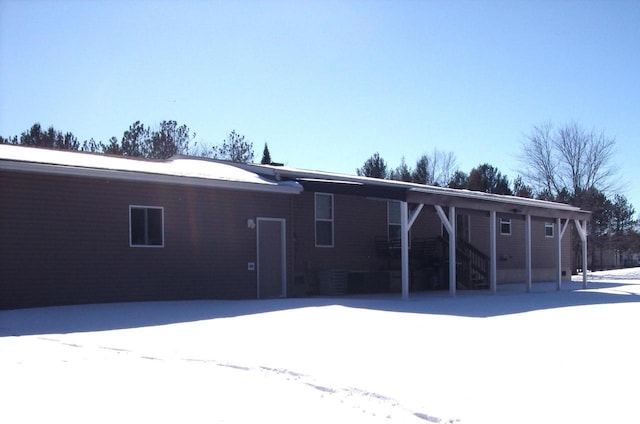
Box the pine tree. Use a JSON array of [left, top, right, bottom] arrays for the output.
[[356, 152, 388, 179], [261, 143, 272, 164]]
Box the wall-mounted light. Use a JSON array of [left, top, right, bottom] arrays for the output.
[[247, 219, 256, 229]]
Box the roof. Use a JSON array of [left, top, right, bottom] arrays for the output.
[[0, 144, 591, 220], [237, 162, 592, 220], [0, 144, 302, 194]]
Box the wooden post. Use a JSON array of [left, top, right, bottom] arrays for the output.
[[490, 210, 497, 294], [525, 214, 532, 292], [434, 205, 456, 297], [556, 217, 562, 291], [401, 201, 409, 300], [556, 218, 570, 291], [574, 219, 588, 289], [449, 206, 456, 297]]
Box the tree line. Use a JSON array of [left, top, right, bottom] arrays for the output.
[[0, 121, 274, 164], [356, 121, 637, 269]]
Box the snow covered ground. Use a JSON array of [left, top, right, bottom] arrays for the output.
[[2, 269, 640, 424]]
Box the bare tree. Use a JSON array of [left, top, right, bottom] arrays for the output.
[[412, 149, 457, 186], [518, 121, 558, 195], [518, 121, 618, 198], [432, 149, 457, 186]]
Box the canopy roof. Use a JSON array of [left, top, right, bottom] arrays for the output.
[[238, 162, 591, 220]]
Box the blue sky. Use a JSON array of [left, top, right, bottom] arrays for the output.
[[1, 0, 638, 209]]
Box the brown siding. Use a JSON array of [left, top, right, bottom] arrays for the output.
[[0, 171, 294, 309], [471, 214, 573, 283], [293, 192, 384, 276], [290, 193, 577, 291], [292, 194, 445, 293]]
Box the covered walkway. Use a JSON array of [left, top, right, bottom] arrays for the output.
[[240, 162, 591, 299]]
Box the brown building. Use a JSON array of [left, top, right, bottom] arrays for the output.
[[0, 145, 590, 309]]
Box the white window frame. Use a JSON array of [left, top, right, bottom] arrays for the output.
[[545, 222, 554, 238], [500, 218, 512, 236], [314, 193, 334, 247], [387, 201, 401, 243], [129, 205, 164, 248]]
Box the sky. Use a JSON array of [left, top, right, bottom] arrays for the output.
[[1, 0, 639, 208]]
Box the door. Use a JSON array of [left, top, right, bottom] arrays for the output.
[[257, 218, 286, 298]]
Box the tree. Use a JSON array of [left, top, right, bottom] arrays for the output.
[[81, 138, 103, 153], [411, 149, 457, 186], [512, 176, 533, 198], [20, 123, 49, 147], [102, 136, 123, 156], [261, 143, 272, 165], [357, 152, 388, 179], [412, 155, 431, 185], [574, 188, 612, 238], [448, 171, 469, 189], [610, 194, 636, 235], [120, 121, 149, 157], [0, 134, 18, 144], [467, 163, 512, 195], [518, 121, 617, 199], [212, 130, 254, 163], [11, 123, 80, 150], [566, 187, 616, 270], [147, 120, 194, 159], [112, 120, 195, 159], [389, 156, 412, 182], [3, 122, 105, 153]]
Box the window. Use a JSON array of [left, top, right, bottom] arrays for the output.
[[500, 218, 511, 235], [388, 201, 401, 243], [545, 222, 554, 238], [130, 206, 164, 247], [315, 193, 333, 247], [388, 201, 412, 247]]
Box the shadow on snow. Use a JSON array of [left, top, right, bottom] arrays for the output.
[[1, 279, 639, 337]]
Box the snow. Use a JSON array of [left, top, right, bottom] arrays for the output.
[[2, 270, 640, 423], [0, 144, 302, 191]]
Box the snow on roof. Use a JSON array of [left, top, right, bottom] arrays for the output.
[[0, 144, 302, 194], [0, 145, 591, 218]]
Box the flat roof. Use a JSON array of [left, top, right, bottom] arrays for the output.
[[237, 162, 591, 220]]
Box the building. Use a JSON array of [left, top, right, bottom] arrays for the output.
[[0, 144, 590, 309]]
